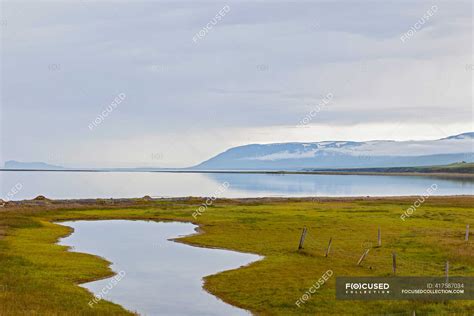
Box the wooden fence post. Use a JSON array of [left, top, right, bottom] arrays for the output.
[[378, 227, 381, 247], [392, 252, 396, 275], [466, 224, 470, 241], [357, 249, 370, 266], [298, 227, 308, 250], [445, 261, 449, 283], [325, 237, 332, 257]]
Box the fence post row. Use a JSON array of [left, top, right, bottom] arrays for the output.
[[297, 227, 464, 277]]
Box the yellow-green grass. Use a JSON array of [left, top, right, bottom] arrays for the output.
[[0, 196, 473, 315]]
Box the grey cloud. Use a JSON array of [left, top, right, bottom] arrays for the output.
[[1, 1, 471, 166]]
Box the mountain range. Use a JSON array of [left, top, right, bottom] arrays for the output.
[[193, 132, 474, 170], [3, 132, 473, 171]]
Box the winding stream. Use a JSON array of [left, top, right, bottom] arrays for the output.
[[58, 220, 262, 316]]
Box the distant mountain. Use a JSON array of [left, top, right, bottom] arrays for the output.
[[3, 160, 64, 170], [442, 133, 474, 140], [193, 132, 474, 170]]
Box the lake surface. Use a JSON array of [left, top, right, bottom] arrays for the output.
[[58, 220, 261, 316], [1, 171, 473, 200]]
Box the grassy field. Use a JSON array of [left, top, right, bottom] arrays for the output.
[[304, 162, 474, 175], [0, 196, 473, 315]]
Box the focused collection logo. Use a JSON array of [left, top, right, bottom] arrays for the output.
[[337, 277, 473, 301], [344, 282, 390, 295]]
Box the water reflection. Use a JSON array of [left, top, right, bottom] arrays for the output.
[[0, 171, 472, 200], [205, 173, 474, 197]]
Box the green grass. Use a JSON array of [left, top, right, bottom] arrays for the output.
[[422, 162, 474, 173], [0, 196, 473, 315], [305, 162, 474, 174], [383, 162, 474, 174]]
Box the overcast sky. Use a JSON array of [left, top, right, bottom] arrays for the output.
[[0, 0, 472, 167]]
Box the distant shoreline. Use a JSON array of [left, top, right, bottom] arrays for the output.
[[1, 168, 473, 179], [2, 195, 474, 208]]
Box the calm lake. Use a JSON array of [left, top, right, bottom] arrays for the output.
[[1, 171, 473, 200], [58, 220, 261, 316]]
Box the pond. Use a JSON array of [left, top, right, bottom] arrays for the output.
[[58, 220, 262, 316]]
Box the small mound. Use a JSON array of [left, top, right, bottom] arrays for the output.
[[142, 195, 153, 201], [33, 195, 49, 201]]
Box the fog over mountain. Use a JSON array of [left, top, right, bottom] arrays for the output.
[[193, 132, 474, 170], [4, 133, 472, 171]]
